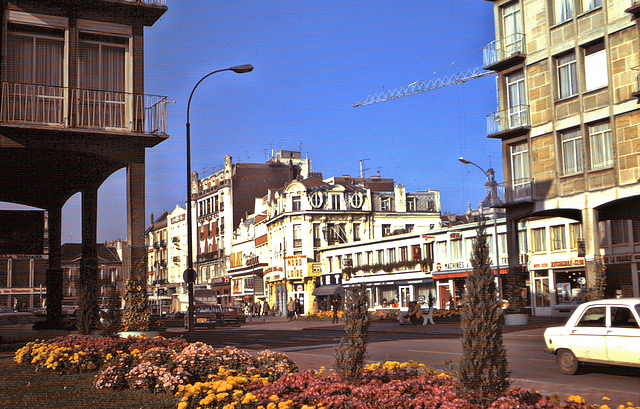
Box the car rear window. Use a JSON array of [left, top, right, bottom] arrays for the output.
[[611, 306, 640, 329]]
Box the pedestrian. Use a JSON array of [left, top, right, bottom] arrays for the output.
[[287, 297, 295, 321], [293, 296, 300, 319], [409, 301, 423, 325], [331, 296, 339, 323]]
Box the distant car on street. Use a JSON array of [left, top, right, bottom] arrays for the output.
[[184, 304, 222, 329], [221, 306, 246, 324], [543, 298, 640, 375]]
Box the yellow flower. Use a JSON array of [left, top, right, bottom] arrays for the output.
[[599, 405, 610, 409], [177, 402, 188, 409], [269, 395, 279, 401], [267, 403, 276, 409]]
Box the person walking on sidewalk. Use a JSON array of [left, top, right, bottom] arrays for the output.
[[287, 297, 295, 321], [331, 296, 340, 323]]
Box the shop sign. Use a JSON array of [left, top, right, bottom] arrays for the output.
[[435, 262, 442, 272], [550, 259, 585, 268], [422, 235, 435, 242], [0, 287, 46, 295], [170, 213, 185, 224], [231, 277, 244, 295], [603, 254, 640, 264], [285, 255, 307, 279], [444, 261, 466, 270], [449, 232, 461, 239], [211, 276, 229, 285]]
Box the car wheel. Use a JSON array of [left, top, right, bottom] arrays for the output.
[[557, 349, 580, 375]]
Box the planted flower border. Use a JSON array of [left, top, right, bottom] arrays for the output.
[[13, 335, 635, 409]]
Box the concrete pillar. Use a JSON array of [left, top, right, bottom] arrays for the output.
[[127, 162, 147, 281], [46, 205, 63, 324], [582, 207, 601, 289], [79, 187, 99, 333]]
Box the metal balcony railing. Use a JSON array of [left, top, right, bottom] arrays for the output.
[[483, 32, 526, 68], [487, 104, 530, 136], [496, 178, 534, 204], [1, 82, 168, 135], [120, 0, 166, 5]]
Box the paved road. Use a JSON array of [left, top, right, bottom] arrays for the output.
[[166, 316, 640, 407]]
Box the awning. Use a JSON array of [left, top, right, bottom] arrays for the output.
[[312, 284, 344, 296]]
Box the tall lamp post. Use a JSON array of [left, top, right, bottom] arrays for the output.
[[185, 64, 254, 332], [458, 157, 503, 303]]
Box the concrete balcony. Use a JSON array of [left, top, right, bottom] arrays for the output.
[[1, 82, 168, 136], [487, 104, 531, 139], [483, 33, 526, 72]]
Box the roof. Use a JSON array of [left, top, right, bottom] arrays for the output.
[[61, 243, 121, 263]]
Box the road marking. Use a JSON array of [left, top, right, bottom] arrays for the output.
[[407, 349, 461, 356]]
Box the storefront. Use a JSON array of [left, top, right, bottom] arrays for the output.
[[529, 257, 586, 317], [603, 254, 640, 299], [209, 276, 230, 306], [344, 273, 435, 311]]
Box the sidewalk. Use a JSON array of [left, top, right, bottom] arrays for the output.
[[236, 314, 566, 339]]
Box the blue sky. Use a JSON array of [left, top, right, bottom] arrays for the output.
[[5, 1, 503, 243]]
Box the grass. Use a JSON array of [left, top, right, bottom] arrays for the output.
[[0, 356, 179, 409]]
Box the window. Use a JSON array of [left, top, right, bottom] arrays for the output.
[[506, 71, 527, 128], [589, 122, 613, 169], [570, 223, 583, 249], [577, 306, 606, 327], [554, 0, 574, 24], [510, 142, 530, 200], [387, 248, 396, 263], [611, 220, 630, 245], [407, 197, 416, 211], [380, 197, 391, 211], [292, 196, 301, 211], [551, 225, 566, 250], [582, 0, 602, 13], [436, 241, 447, 261], [450, 239, 463, 261], [557, 52, 577, 98], [532, 228, 547, 252], [584, 40, 607, 91], [293, 224, 302, 248], [561, 129, 583, 174], [377, 249, 384, 264], [366, 251, 373, 265], [411, 245, 421, 260], [502, 2, 522, 54], [326, 256, 333, 273], [382, 224, 391, 237], [313, 224, 321, 247], [331, 194, 341, 210], [399, 246, 408, 262], [611, 307, 639, 329], [405, 224, 414, 233], [353, 223, 361, 242], [355, 253, 362, 267], [6, 26, 65, 125]]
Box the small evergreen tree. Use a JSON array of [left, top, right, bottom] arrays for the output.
[[333, 285, 370, 385], [101, 285, 123, 337], [457, 220, 510, 407]]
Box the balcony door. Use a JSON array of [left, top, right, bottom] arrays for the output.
[[77, 37, 127, 130], [506, 71, 526, 128], [502, 2, 522, 55], [510, 142, 530, 201], [5, 30, 64, 125]]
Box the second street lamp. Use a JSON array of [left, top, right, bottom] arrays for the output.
[[458, 156, 504, 304], [185, 64, 254, 333]]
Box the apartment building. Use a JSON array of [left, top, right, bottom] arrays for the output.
[[194, 151, 309, 286], [482, 0, 640, 311], [0, 0, 168, 321], [263, 176, 442, 315]]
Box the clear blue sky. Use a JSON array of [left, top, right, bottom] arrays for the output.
[[5, 1, 503, 243]]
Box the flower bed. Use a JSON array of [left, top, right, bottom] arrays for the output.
[[13, 335, 635, 409]]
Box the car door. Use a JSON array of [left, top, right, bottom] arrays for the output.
[[606, 305, 640, 365], [569, 305, 608, 361]]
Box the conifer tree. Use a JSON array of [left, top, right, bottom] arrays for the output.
[[457, 220, 510, 406]]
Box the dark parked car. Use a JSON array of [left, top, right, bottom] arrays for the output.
[[221, 306, 246, 324], [184, 304, 223, 329]]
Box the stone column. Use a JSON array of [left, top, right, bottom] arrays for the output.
[[78, 187, 99, 333], [127, 162, 147, 281], [46, 205, 63, 324], [582, 207, 601, 291]]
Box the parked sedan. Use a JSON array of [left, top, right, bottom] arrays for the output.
[[184, 305, 223, 329], [543, 298, 640, 374], [221, 306, 246, 324]]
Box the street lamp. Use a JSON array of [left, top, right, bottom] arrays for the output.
[[185, 64, 254, 332], [458, 157, 503, 303]]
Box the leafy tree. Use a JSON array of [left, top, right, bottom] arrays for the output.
[[333, 285, 370, 385], [457, 220, 510, 407]]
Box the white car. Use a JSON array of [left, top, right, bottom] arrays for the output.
[[543, 298, 640, 375]]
